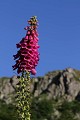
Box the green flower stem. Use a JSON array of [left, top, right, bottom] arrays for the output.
[[16, 71, 31, 120]]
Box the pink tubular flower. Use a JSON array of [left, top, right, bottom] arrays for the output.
[[12, 16, 40, 75]]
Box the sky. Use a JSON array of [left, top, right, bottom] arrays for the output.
[[0, 0, 80, 77]]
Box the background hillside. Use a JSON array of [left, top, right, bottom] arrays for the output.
[[0, 68, 80, 120]]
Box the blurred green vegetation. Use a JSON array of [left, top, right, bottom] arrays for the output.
[[0, 99, 80, 120], [0, 100, 17, 120], [58, 100, 80, 120], [31, 98, 53, 120]]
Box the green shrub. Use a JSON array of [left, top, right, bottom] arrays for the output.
[[0, 100, 17, 120], [58, 100, 80, 120], [31, 98, 53, 120]]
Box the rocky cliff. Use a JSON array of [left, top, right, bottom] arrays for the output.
[[0, 68, 80, 104]]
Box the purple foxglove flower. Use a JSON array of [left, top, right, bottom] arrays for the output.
[[12, 16, 40, 75]]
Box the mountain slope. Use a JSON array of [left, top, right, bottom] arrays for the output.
[[0, 68, 80, 120]]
